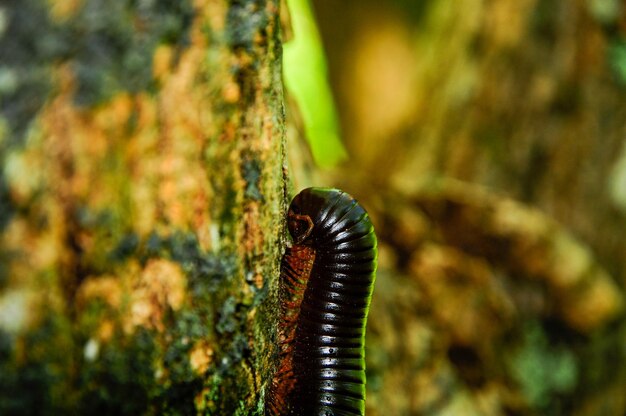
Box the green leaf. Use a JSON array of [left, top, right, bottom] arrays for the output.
[[284, 0, 347, 168]]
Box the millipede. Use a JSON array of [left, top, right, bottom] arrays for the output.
[[266, 187, 378, 416]]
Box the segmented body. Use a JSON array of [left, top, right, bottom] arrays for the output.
[[267, 188, 378, 416]]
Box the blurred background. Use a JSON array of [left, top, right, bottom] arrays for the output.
[[285, 0, 626, 414]]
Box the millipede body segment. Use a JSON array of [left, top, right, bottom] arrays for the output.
[[267, 188, 378, 416]]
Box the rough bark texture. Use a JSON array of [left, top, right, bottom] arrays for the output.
[[311, 0, 626, 415], [0, 0, 285, 414]]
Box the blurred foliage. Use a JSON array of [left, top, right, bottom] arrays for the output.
[[588, 0, 622, 25], [308, 0, 626, 414], [508, 322, 578, 411], [284, 0, 346, 168], [609, 38, 626, 86]]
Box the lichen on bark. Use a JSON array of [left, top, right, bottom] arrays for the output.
[[0, 0, 286, 414]]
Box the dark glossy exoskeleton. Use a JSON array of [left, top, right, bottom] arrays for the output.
[[267, 188, 378, 416]]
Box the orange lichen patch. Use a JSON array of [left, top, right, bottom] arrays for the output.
[[92, 93, 135, 135], [126, 259, 186, 333], [252, 273, 264, 289], [1, 219, 48, 283], [76, 275, 124, 310], [235, 50, 255, 69], [222, 81, 241, 104], [34, 33, 214, 237], [153, 45, 175, 84], [7, 15, 225, 306], [97, 319, 116, 342], [151, 28, 214, 230], [201, 0, 227, 32], [122, 96, 160, 236], [220, 121, 237, 142], [156, 152, 210, 229], [189, 341, 214, 374], [261, 118, 275, 153], [243, 202, 262, 253], [39, 71, 128, 209], [194, 387, 212, 414]]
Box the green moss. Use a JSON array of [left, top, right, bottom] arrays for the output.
[[160, 380, 203, 416], [0, 220, 250, 413], [0, 253, 8, 288], [0, 0, 195, 141], [224, 332, 250, 368], [530, 0, 559, 45], [145, 229, 258, 414], [0, 171, 12, 231], [71, 0, 195, 106], [76, 299, 205, 414], [159, 295, 254, 414], [217, 296, 239, 334], [159, 311, 206, 415], [108, 232, 140, 262], [0, 314, 75, 415], [242, 157, 263, 201], [134, 229, 251, 412], [76, 294, 212, 415], [202, 332, 253, 415], [141, 230, 236, 296], [226, 0, 269, 54], [79, 327, 159, 415], [203, 373, 224, 414], [0, 0, 57, 147], [163, 311, 207, 383], [609, 37, 626, 87], [75, 206, 135, 273], [217, 174, 239, 236]]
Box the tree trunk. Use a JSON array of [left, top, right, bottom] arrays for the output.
[[0, 0, 285, 414]]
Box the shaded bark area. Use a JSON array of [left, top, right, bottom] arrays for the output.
[[311, 0, 626, 415], [0, 0, 285, 414]]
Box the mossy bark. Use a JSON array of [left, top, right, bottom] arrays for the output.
[[0, 0, 286, 414]]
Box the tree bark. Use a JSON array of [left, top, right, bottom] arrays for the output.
[[0, 0, 285, 414]]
